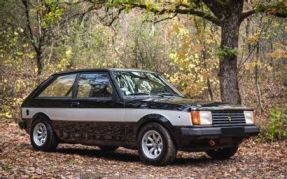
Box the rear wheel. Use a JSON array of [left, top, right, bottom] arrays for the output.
[[137, 122, 177, 166], [30, 118, 58, 151], [206, 146, 238, 159], [98, 146, 118, 152]]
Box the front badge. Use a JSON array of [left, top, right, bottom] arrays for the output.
[[228, 116, 232, 123]]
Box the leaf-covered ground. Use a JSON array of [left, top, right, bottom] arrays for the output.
[[0, 122, 286, 178]]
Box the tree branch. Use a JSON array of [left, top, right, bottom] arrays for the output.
[[143, 13, 178, 24], [201, 0, 226, 19], [21, 0, 38, 50], [240, 3, 287, 22], [126, 3, 221, 26], [240, 9, 256, 22], [103, 6, 125, 26]]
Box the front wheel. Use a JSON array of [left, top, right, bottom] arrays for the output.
[[206, 146, 238, 160], [137, 122, 177, 166], [30, 118, 58, 151]]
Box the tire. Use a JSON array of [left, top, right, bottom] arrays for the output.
[[30, 117, 58, 152], [98, 146, 118, 152], [137, 122, 177, 166], [206, 146, 238, 160]]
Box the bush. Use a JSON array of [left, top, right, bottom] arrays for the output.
[[259, 108, 287, 141]]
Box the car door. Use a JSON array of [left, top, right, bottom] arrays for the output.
[[71, 72, 126, 145]]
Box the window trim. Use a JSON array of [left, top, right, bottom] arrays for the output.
[[74, 72, 115, 100], [35, 73, 77, 99], [111, 71, 184, 99]]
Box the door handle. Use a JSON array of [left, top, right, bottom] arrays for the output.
[[71, 101, 80, 107]]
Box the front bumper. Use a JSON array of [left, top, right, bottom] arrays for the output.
[[180, 125, 259, 139], [175, 125, 259, 150]]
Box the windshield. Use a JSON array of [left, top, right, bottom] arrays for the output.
[[112, 71, 183, 97]]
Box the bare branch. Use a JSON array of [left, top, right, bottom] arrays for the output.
[[240, 9, 256, 22], [201, 0, 227, 19], [240, 8, 287, 22], [143, 13, 178, 24], [240, 3, 287, 22], [103, 7, 125, 26], [21, 0, 37, 50], [126, 3, 221, 26]]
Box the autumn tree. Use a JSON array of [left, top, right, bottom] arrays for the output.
[[167, 18, 220, 100], [21, 0, 64, 75], [83, 0, 286, 104]]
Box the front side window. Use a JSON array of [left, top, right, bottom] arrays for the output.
[[39, 74, 76, 97], [112, 71, 182, 97], [76, 73, 113, 98]]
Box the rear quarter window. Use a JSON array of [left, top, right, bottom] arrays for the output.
[[39, 74, 76, 97]]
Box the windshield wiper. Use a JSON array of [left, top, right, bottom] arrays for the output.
[[156, 92, 178, 97], [128, 92, 150, 96], [128, 92, 178, 97]]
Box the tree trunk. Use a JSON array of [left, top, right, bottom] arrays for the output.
[[202, 45, 213, 101], [255, 42, 264, 113], [219, 16, 241, 104], [207, 78, 214, 101], [36, 49, 44, 76]]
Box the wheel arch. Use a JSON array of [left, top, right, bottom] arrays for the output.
[[136, 114, 178, 147], [31, 112, 60, 141], [32, 112, 52, 123], [31, 112, 55, 133]]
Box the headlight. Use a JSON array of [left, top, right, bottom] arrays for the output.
[[191, 111, 212, 125], [244, 111, 255, 124]]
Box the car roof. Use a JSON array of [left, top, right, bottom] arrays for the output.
[[53, 68, 156, 76]]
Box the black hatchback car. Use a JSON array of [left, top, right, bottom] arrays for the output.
[[19, 68, 259, 165]]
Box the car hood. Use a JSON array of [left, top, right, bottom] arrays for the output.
[[125, 97, 252, 111]]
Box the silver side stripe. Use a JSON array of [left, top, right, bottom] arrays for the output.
[[21, 108, 192, 126]]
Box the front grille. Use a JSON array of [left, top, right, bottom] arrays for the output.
[[212, 110, 246, 126]]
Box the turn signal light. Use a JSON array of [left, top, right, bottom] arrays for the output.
[[191, 111, 201, 125]]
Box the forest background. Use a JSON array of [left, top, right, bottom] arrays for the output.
[[0, 0, 286, 141]]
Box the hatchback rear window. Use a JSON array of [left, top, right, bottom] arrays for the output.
[[39, 74, 76, 97]]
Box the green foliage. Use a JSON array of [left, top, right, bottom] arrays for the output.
[[167, 18, 220, 98], [259, 108, 287, 142], [110, 0, 138, 6], [216, 46, 238, 59], [52, 19, 118, 70], [255, 1, 287, 16], [217, 0, 231, 5], [42, 0, 64, 28], [255, 4, 269, 13]]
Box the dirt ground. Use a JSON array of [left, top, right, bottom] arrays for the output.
[[0, 122, 286, 179]]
